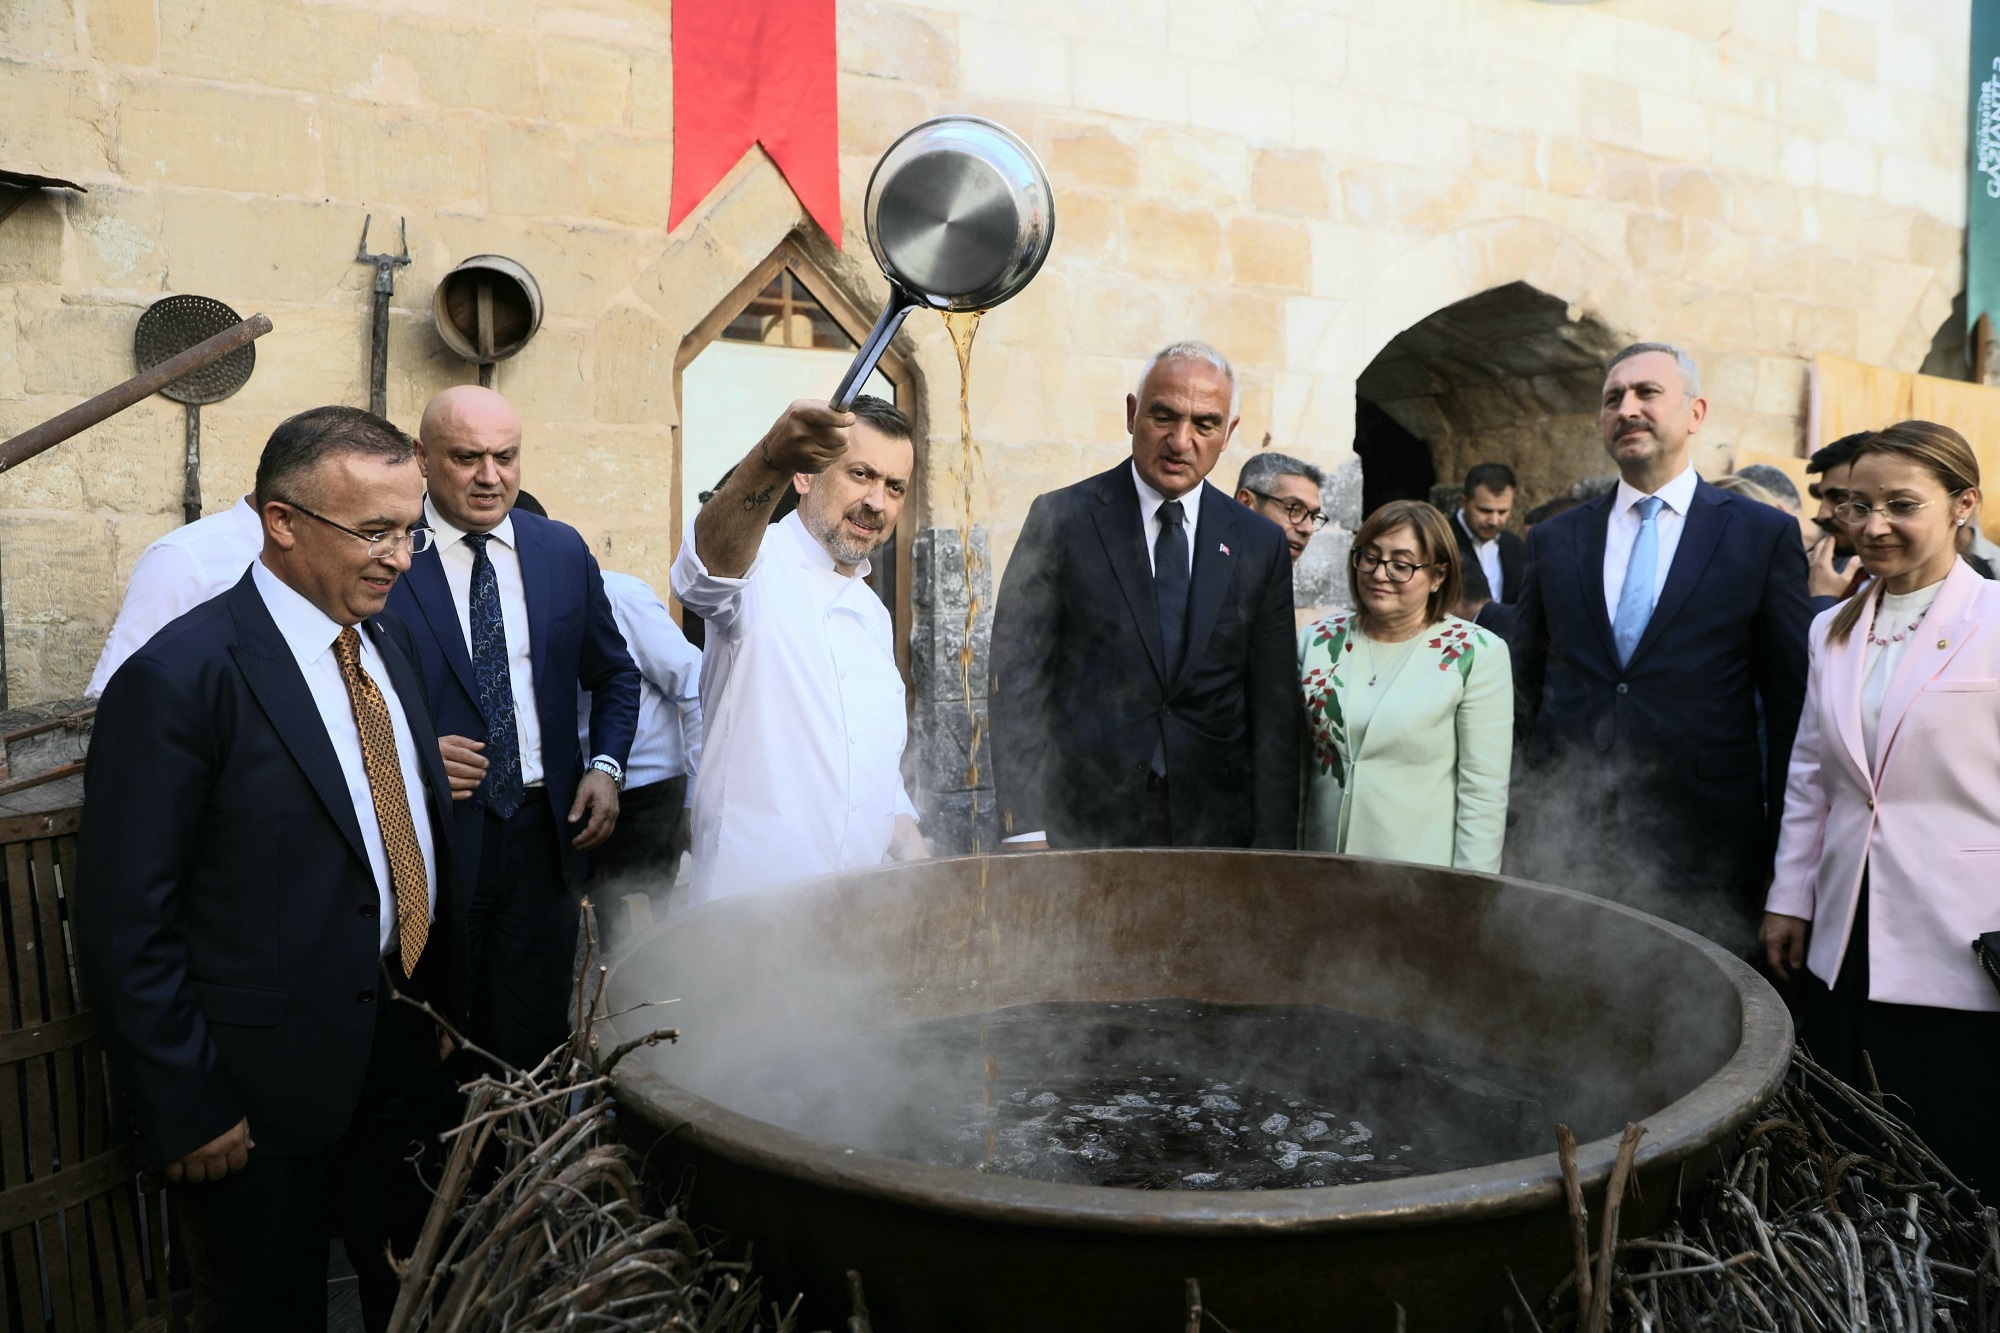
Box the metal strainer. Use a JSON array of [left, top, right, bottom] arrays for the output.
[[135, 295, 256, 524]]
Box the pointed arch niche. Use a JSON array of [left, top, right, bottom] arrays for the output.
[[673, 236, 927, 677]]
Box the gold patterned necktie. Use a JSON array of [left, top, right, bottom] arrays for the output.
[[333, 626, 429, 977]]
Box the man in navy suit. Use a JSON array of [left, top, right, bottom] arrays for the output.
[[1451, 461, 1528, 636], [386, 386, 639, 1068], [990, 341, 1300, 849], [76, 407, 466, 1330], [1510, 343, 1810, 949]]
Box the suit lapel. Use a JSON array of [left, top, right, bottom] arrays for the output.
[[513, 514, 552, 701], [225, 575, 371, 869], [368, 618, 454, 825], [1822, 621, 1872, 785], [403, 546, 478, 703], [1874, 561, 1983, 777], [1177, 487, 1241, 690], [1574, 496, 1619, 667], [1627, 484, 1730, 669], [1090, 469, 1168, 685]]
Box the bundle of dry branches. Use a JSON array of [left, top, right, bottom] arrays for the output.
[[1523, 1053, 2000, 1333], [383, 902, 799, 1333]]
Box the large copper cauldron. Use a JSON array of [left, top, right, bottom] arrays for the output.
[[599, 851, 1791, 1331]]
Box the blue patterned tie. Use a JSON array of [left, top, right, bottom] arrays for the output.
[[1612, 495, 1666, 667], [465, 533, 525, 819]]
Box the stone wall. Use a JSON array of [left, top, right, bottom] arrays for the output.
[[0, 0, 1975, 721]]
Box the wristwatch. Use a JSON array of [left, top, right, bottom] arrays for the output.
[[587, 756, 625, 791]]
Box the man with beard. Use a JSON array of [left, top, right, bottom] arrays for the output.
[[1510, 343, 1810, 952], [672, 394, 927, 904]]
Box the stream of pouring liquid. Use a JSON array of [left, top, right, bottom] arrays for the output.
[[941, 310, 1000, 1170]]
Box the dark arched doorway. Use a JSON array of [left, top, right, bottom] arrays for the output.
[[1353, 281, 1628, 517]]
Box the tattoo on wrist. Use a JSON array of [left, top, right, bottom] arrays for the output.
[[760, 438, 778, 470], [742, 484, 777, 510]]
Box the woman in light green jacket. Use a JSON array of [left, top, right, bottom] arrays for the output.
[[1298, 499, 1513, 871]]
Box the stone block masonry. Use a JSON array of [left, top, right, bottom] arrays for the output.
[[0, 0, 1977, 816]]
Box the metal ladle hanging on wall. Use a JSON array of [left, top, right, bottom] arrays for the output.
[[830, 116, 1055, 409], [134, 294, 257, 525]]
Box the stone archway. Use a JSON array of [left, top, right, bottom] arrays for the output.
[[1356, 280, 1631, 516]]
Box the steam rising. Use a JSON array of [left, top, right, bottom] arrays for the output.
[[604, 851, 1751, 1191]]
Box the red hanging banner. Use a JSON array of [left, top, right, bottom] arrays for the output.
[[670, 0, 841, 246]]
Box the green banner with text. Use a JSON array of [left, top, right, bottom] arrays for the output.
[[1969, 2, 2000, 341]]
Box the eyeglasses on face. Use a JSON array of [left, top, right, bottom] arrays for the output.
[[1246, 489, 1329, 529], [1350, 550, 1440, 583], [281, 500, 435, 558], [1832, 492, 1963, 526]]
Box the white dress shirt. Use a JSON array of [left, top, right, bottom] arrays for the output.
[[88, 496, 263, 698], [1131, 463, 1204, 575], [579, 571, 702, 793], [425, 498, 545, 787], [1861, 580, 1945, 765], [252, 561, 437, 956], [1455, 509, 1504, 599], [1602, 464, 1700, 622], [672, 511, 917, 906]]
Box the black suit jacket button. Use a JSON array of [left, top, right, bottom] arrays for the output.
[[1161, 704, 1173, 716], [359, 902, 379, 919], [357, 989, 376, 1004], [1616, 683, 1629, 695]]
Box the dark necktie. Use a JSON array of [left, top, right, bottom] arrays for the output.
[[465, 533, 525, 819], [1154, 499, 1191, 683], [332, 628, 428, 976]]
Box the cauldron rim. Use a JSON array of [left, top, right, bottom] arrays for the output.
[[600, 851, 1793, 1236]]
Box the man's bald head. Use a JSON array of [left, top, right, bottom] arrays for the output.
[[418, 385, 523, 534]]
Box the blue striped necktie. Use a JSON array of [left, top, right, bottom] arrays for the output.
[[465, 533, 525, 818]]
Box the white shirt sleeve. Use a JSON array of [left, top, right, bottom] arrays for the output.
[[615, 577, 707, 786], [670, 526, 761, 636], [87, 543, 207, 698]]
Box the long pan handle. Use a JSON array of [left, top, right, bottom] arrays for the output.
[[0, 313, 273, 475], [831, 285, 921, 411]]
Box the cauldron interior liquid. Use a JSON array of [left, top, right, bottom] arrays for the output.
[[835, 1000, 1577, 1191]]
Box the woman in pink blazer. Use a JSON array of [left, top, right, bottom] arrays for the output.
[[1763, 420, 2000, 1193]]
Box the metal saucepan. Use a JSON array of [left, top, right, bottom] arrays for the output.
[[830, 116, 1054, 409]]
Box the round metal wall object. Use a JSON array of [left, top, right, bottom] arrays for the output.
[[133, 295, 255, 404], [433, 254, 544, 363], [601, 850, 1794, 1333], [862, 115, 1053, 312]]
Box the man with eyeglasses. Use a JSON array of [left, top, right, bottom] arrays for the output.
[[991, 340, 1299, 851], [1232, 451, 1326, 563], [1510, 342, 1810, 954], [385, 385, 640, 1069], [77, 407, 470, 1329]]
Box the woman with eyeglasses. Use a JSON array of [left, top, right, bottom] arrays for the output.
[[1298, 499, 1512, 869], [1763, 421, 2000, 1192]]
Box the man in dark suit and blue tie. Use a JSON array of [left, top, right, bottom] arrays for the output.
[[75, 407, 467, 1330], [1510, 343, 1810, 949], [990, 341, 1300, 850], [386, 386, 640, 1068]]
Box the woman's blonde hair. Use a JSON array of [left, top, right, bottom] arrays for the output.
[[1828, 421, 1981, 643], [1347, 499, 1461, 626]]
